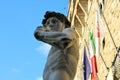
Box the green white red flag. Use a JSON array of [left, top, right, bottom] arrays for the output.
[[89, 30, 98, 80]]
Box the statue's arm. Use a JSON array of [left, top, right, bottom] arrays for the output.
[[34, 28, 77, 49]]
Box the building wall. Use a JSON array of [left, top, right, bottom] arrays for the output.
[[68, 0, 120, 80]]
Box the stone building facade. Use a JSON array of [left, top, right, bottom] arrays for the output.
[[68, 0, 120, 80]]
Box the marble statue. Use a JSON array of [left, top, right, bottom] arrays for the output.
[[34, 11, 79, 80]]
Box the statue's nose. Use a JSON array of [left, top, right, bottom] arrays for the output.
[[46, 26, 51, 31]]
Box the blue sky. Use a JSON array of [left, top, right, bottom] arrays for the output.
[[0, 0, 68, 80]]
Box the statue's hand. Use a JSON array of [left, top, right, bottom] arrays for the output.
[[36, 26, 48, 31], [34, 26, 47, 40]]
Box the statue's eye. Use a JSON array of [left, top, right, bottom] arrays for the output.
[[52, 19, 56, 24]]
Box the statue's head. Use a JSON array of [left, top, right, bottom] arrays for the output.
[[42, 11, 71, 32]]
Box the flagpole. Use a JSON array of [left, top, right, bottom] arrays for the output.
[[100, 52, 109, 71], [84, 39, 100, 80]]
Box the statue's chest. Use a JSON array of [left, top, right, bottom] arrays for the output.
[[46, 49, 68, 70]]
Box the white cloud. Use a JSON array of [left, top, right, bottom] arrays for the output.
[[11, 68, 20, 73], [37, 76, 43, 80], [36, 43, 51, 56]]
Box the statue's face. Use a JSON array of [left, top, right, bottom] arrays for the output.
[[44, 17, 65, 32]]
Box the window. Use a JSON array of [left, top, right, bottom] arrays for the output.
[[102, 37, 105, 49], [99, 0, 104, 13]]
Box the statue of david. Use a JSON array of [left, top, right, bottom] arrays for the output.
[[34, 11, 79, 80]]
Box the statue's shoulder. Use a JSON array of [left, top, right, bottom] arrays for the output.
[[62, 27, 79, 38]]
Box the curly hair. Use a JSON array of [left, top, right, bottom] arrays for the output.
[[42, 11, 71, 28]]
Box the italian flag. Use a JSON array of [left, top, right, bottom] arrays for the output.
[[95, 10, 100, 57], [89, 30, 98, 80]]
